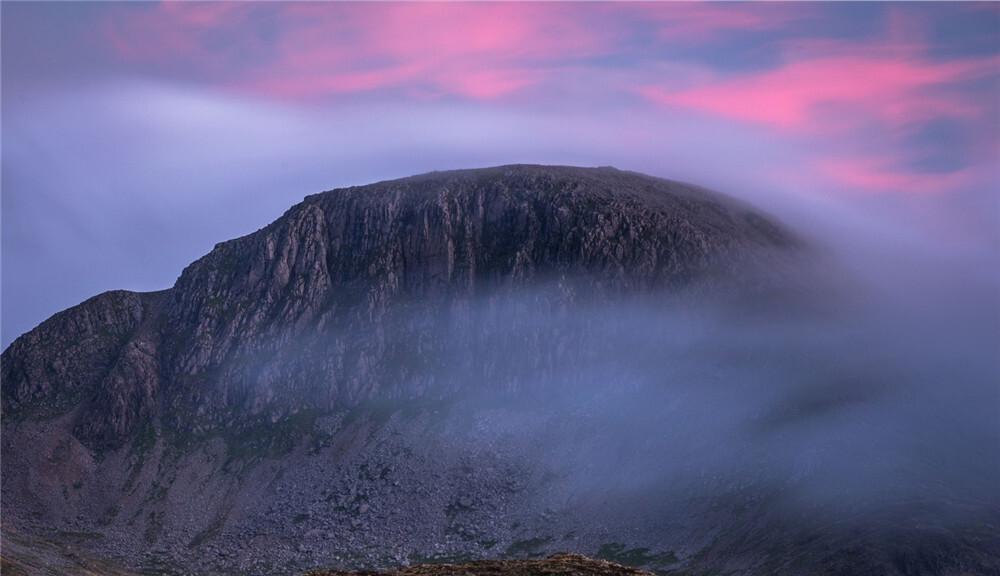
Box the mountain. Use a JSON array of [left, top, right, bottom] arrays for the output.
[[2, 165, 798, 449], [3, 165, 996, 576]]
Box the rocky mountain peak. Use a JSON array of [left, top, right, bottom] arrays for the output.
[[3, 165, 800, 450]]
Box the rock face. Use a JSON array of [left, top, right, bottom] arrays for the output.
[[2, 165, 798, 451]]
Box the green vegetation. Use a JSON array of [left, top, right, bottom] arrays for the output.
[[142, 480, 168, 508], [144, 511, 163, 545], [97, 505, 119, 527], [221, 408, 328, 468], [123, 420, 157, 492], [49, 530, 103, 543], [47, 440, 71, 465], [406, 550, 477, 566], [164, 405, 333, 473], [342, 395, 456, 428], [187, 513, 224, 548], [442, 523, 486, 544], [504, 536, 554, 558], [595, 543, 679, 573]]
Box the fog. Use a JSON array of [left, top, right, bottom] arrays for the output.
[[401, 196, 1000, 535], [5, 74, 994, 524], [0, 79, 814, 351]]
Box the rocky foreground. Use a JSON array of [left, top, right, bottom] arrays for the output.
[[0, 544, 657, 576], [304, 554, 658, 576]]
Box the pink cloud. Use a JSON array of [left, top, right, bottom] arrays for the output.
[[100, 3, 260, 72], [638, 51, 995, 134], [635, 23, 999, 197], [96, 2, 821, 102], [634, 2, 808, 42], [818, 156, 977, 195], [92, 2, 998, 200], [99, 2, 626, 102]]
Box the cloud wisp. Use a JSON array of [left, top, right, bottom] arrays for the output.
[[2, 2, 997, 349], [92, 2, 1000, 198]]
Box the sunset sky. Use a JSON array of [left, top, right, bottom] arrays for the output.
[[3, 2, 998, 348]]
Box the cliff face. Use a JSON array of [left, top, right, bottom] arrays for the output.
[[2, 290, 164, 443], [2, 165, 800, 450]]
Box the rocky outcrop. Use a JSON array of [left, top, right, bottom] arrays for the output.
[[304, 553, 659, 576], [2, 165, 801, 450], [1, 289, 165, 444]]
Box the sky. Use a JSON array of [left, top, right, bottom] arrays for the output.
[[2, 1, 999, 349]]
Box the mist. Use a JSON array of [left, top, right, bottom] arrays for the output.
[[389, 195, 1000, 541]]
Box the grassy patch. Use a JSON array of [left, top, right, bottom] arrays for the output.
[[187, 514, 225, 548], [595, 543, 679, 571], [407, 551, 478, 566], [123, 421, 157, 492], [97, 505, 119, 527], [504, 536, 554, 559], [47, 440, 71, 465], [131, 420, 157, 454], [222, 408, 327, 469], [143, 511, 163, 545], [49, 530, 104, 543]]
